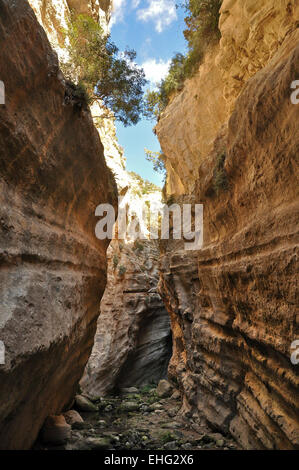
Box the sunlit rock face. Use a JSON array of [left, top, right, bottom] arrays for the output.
[[156, 0, 299, 195], [0, 0, 117, 450], [156, 1, 299, 451], [81, 86, 172, 398], [28, 0, 111, 60], [29, 0, 171, 401], [81, 167, 171, 396]]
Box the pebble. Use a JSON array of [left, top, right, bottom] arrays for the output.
[[63, 410, 84, 427], [86, 437, 111, 450], [182, 442, 192, 450], [121, 401, 140, 412], [121, 387, 139, 394], [164, 441, 178, 450]]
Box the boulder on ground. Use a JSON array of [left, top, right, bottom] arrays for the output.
[[171, 390, 181, 400], [156, 380, 173, 398], [121, 401, 140, 412], [63, 410, 84, 426], [75, 395, 98, 412], [121, 387, 139, 394], [86, 437, 111, 450]]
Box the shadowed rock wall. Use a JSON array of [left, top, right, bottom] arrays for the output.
[[0, 0, 117, 449]]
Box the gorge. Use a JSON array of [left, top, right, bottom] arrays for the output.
[[0, 0, 298, 451]]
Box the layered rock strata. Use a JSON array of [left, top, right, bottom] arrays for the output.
[[157, 0, 299, 195], [81, 239, 172, 396], [29, 0, 111, 60], [0, 0, 117, 450], [157, 1, 299, 450]]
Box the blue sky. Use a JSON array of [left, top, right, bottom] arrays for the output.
[[110, 0, 187, 186]]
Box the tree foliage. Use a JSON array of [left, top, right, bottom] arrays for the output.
[[144, 0, 222, 121], [61, 14, 147, 126], [144, 149, 166, 180], [128, 170, 161, 195]]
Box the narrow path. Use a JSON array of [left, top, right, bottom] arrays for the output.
[[35, 386, 238, 450]]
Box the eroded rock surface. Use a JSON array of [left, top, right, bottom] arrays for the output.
[[156, 0, 299, 195], [0, 0, 117, 450], [81, 240, 172, 396], [158, 31, 299, 449], [28, 0, 111, 60]]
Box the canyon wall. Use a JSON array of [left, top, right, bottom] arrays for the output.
[[157, 0, 299, 449], [0, 0, 117, 450], [29, 0, 111, 60], [81, 132, 172, 396], [157, 0, 299, 195], [81, 239, 172, 396], [28, 0, 172, 400]]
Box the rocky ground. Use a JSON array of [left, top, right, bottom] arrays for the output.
[[34, 382, 238, 451]]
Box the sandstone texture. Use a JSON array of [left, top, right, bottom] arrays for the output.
[[156, 0, 299, 195], [29, 0, 171, 405], [82, 94, 171, 398], [158, 26, 299, 449], [0, 0, 117, 450], [28, 0, 111, 60], [81, 240, 172, 396]]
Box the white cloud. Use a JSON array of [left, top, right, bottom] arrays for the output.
[[132, 0, 141, 8], [141, 58, 171, 87], [136, 0, 177, 33], [111, 0, 127, 27]]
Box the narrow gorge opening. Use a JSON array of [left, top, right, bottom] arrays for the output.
[[0, 0, 298, 454], [80, 239, 174, 397]]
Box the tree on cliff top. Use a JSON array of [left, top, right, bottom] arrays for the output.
[[144, 0, 222, 121], [61, 14, 147, 126]]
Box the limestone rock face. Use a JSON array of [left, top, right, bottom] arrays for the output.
[[158, 32, 299, 449], [156, 0, 299, 195], [82, 98, 171, 397], [28, 0, 171, 399], [81, 240, 172, 396], [28, 0, 111, 59], [0, 0, 117, 450]]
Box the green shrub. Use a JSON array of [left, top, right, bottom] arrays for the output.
[[113, 254, 119, 269], [213, 152, 228, 193], [118, 265, 126, 276], [64, 80, 92, 110], [144, 149, 166, 181], [166, 195, 175, 206], [133, 240, 144, 252], [159, 431, 176, 444], [128, 170, 161, 195], [140, 384, 156, 394], [183, 0, 222, 72], [144, 1, 222, 120]]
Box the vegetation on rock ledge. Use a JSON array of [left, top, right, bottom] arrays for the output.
[[144, 0, 222, 120], [213, 152, 228, 193], [61, 14, 147, 126]]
